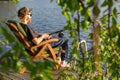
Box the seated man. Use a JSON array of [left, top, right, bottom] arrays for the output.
[[17, 7, 69, 68]]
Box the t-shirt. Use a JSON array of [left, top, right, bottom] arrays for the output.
[[20, 23, 41, 41]]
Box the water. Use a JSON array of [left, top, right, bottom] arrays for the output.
[[17, 0, 93, 50], [17, 0, 66, 33], [1, 0, 120, 53], [0, 1, 16, 20]]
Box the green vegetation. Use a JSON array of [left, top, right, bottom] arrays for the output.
[[0, 0, 19, 3], [56, 0, 120, 80], [11, 0, 19, 3], [0, 0, 120, 80]]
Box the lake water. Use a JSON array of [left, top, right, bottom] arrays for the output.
[[17, 0, 66, 33], [17, 0, 93, 50], [1, 0, 120, 51]]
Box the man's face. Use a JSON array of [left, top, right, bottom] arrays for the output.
[[26, 13, 32, 23]]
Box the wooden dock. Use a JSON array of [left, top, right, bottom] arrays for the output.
[[0, 71, 31, 80]]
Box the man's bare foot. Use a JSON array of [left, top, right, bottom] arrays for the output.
[[60, 60, 70, 68]]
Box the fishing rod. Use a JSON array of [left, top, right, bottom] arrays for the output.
[[49, 29, 65, 35], [49, 29, 65, 37]]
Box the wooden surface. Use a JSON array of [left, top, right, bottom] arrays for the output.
[[0, 71, 31, 80]]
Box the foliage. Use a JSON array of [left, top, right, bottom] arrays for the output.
[[0, 0, 19, 3], [56, 0, 120, 80], [11, 0, 20, 3], [0, 21, 54, 79]]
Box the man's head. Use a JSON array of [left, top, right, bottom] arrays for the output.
[[18, 7, 32, 23]]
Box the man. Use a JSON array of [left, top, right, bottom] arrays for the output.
[[17, 7, 69, 68]]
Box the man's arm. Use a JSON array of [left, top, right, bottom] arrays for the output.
[[32, 33, 51, 45]]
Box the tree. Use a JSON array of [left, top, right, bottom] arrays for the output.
[[56, 0, 120, 80]]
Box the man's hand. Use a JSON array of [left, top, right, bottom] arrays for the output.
[[42, 33, 51, 39]]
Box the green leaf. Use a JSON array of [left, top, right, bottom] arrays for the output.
[[112, 17, 117, 28], [68, 31, 76, 37], [101, 0, 107, 7], [88, 33, 93, 39], [0, 27, 16, 43], [87, 0, 96, 7], [11, 0, 19, 3], [112, 8, 117, 19], [108, 0, 113, 6], [62, 10, 70, 21], [116, 35, 120, 47], [81, 8, 90, 20], [92, 5, 100, 16], [81, 20, 90, 31], [0, 47, 2, 53]]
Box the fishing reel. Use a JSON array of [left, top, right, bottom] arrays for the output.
[[58, 32, 64, 38]]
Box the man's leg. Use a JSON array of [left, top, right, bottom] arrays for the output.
[[51, 37, 69, 67], [50, 37, 68, 58]]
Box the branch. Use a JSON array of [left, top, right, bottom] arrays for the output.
[[101, 12, 120, 19], [107, 6, 120, 60], [108, 6, 112, 42]]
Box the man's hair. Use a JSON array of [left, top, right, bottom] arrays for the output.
[[18, 7, 32, 19]]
